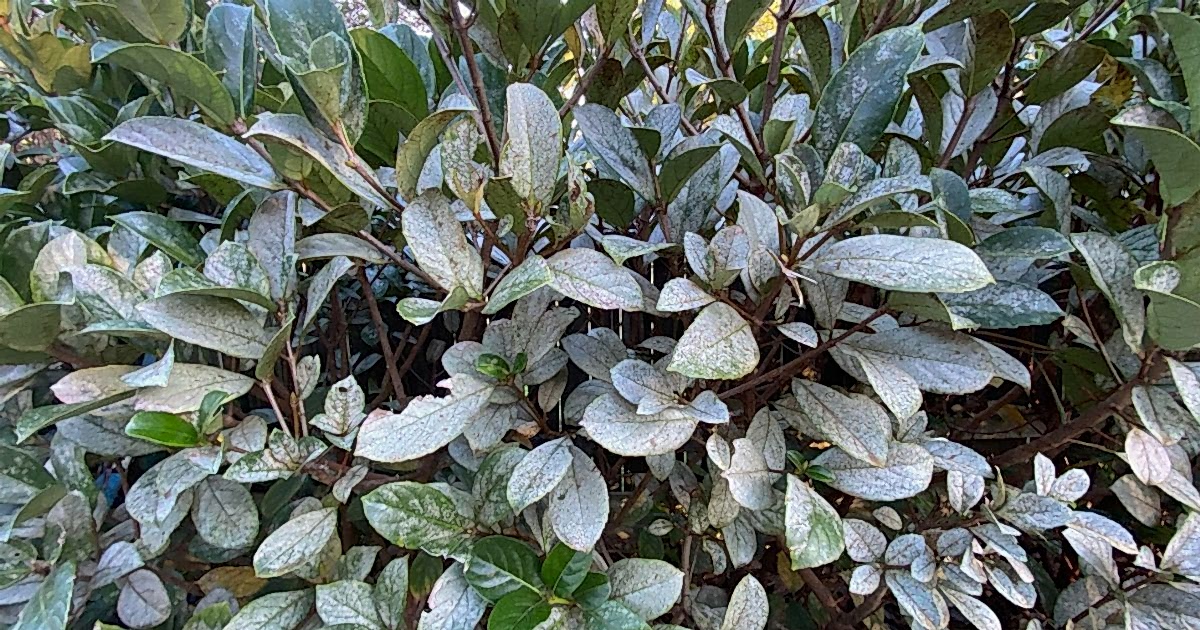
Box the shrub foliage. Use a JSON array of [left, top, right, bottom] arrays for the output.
[[0, 0, 1199, 628]]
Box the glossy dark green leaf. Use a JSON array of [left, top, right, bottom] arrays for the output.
[[659, 144, 720, 205], [463, 536, 543, 602], [487, 590, 551, 630], [1025, 41, 1107, 105], [91, 41, 236, 126], [125, 411, 202, 447], [810, 26, 925, 160], [541, 543, 592, 598]]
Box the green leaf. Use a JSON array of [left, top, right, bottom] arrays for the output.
[[137, 294, 272, 359], [157, 267, 275, 311], [1025, 41, 1107, 105], [125, 411, 202, 447], [975, 226, 1074, 258], [965, 11, 1014, 97], [810, 26, 925, 160], [0, 302, 61, 352], [785, 475, 845, 570], [1157, 10, 1200, 137], [362, 482, 474, 557], [667, 302, 759, 380], [106, 117, 282, 190], [245, 113, 394, 208], [542, 543, 592, 598], [575, 104, 656, 201], [91, 41, 236, 126], [659, 144, 720, 205], [501, 83, 562, 210], [204, 3, 256, 119], [110, 211, 205, 266], [266, 0, 366, 142], [488, 590, 552, 630], [12, 560, 75, 630], [938, 282, 1064, 329], [1113, 107, 1200, 207], [395, 97, 476, 201], [464, 536, 544, 602], [15, 391, 135, 444], [350, 28, 429, 120], [582, 600, 650, 629], [253, 507, 338, 578], [114, 0, 189, 44]]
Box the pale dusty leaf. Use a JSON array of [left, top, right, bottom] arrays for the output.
[[667, 302, 759, 380], [546, 248, 643, 311], [813, 443, 934, 501], [1071, 232, 1145, 353], [810, 234, 994, 293], [720, 574, 768, 630], [253, 507, 337, 578], [508, 437, 573, 513], [607, 558, 683, 621], [355, 375, 494, 463], [548, 446, 608, 552]]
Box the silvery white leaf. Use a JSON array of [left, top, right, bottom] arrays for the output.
[[813, 443, 934, 501], [850, 564, 882, 595], [581, 393, 698, 457], [720, 574, 768, 630], [840, 326, 1000, 395], [746, 409, 786, 480], [507, 437, 573, 513], [1050, 469, 1090, 503], [417, 563, 486, 630], [562, 328, 628, 381], [831, 344, 923, 421], [355, 375, 494, 463], [1162, 512, 1200, 580], [886, 534, 935, 583], [790, 379, 891, 467], [224, 589, 313, 630], [547, 248, 643, 311], [998, 492, 1071, 532], [985, 564, 1036, 608], [601, 235, 675, 266], [778, 322, 818, 347], [721, 438, 774, 510], [843, 519, 886, 563], [401, 190, 484, 297], [117, 569, 170, 629], [1062, 527, 1118, 584], [656, 278, 716, 312], [941, 588, 1001, 630], [1071, 232, 1145, 354], [316, 580, 384, 629], [252, 507, 337, 578], [707, 476, 741, 529], [885, 569, 949, 630], [1126, 428, 1172, 486], [810, 234, 993, 293], [703, 538, 729, 574], [607, 558, 683, 621], [948, 471, 985, 513], [501, 83, 562, 209], [1167, 357, 1200, 422], [1068, 512, 1137, 555], [191, 476, 259, 550], [1131, 385, 1193, 446], [548, 446, 608, 552], [723, 515, 758, 569], [873, 506, 903, 530], [667, 302, 759, 380], [923, 438, 992, 478], [92, 542, 144, 590]]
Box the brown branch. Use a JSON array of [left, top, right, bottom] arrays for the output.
[[356, 267, 405, 401], [990, 352, 1163, 467], [449, 5, 502, 171], [720, 307, 890, 400], [759, 0, 796, 129], [558, 44, 614, 117]]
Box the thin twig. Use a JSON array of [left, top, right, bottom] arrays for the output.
[[449, 5, 502, 170], [357, 267, 405, 400]]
